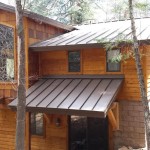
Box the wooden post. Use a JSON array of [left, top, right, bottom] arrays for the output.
[[108, 102, 119, 130]]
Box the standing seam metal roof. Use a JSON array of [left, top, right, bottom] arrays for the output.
[[30, 18, 150, 51], [9, 75, 124, 118]]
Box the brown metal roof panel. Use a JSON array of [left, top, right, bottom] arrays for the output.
[[27, 79, 64, 107], [47, 30, 81, 46], [88, 28, 120, 44], [38, 79, 72, 107], [26, 79, 55, 104], [69, 79, 101, 110], [51, 31, 90, 46], [65, 31, 97, 45], [58, 79, 91, 109], [81, 79, 111, 110], [26, 79, 46, 96], [77, 29, 110, 44], [93, 79, 122, 112], [8, 79, 47, 106], [47, 79, 81, 108]]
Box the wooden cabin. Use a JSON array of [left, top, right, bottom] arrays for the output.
[[0, 2, 149, 150]]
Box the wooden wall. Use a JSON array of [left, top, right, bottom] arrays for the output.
[[28, 19, 65, 86], [39, 48, 142, 101], [143, 45, 150, 101], [31, 114, 68, 150], [0, 9, 68, 150], [0, 109, 16, 150]]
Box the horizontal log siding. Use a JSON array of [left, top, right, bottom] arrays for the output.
[[31, 114, 68, 150], [39, 48, 142, 101], [0, 109, 16, 150], [28, 19, 65, 86], [143, 45, 150, 101]]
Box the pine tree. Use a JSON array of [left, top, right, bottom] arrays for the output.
[[128, 0, 150, 148], [15, 0, 26, 149]]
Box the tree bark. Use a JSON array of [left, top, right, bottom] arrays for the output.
[[15, 0, 26, 150], [128, 0, 150, 149]]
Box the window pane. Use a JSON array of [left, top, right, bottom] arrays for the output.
[[69, 62, 80, 72], [31, 113, 44, 136], [68, 51, 80, 72], [107, 50, 120, 72], [0, 24, 14, 81]]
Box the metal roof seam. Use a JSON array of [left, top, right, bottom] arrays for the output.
[[26, 79, 48, 98], [85, 30, 110, 44], [27, 79, 56, 106], [68, 79, 92, 109], [57, 79, 82, 108], [58, 32, 91, 45], [108, 27, 130, 42], [46, 79, 73, 108], [79, 79, 102, 110], [69, 32, 97, 45], [92, 79, 112, 111], [104, 79, 123, 115], [35, 79, 65, 107]]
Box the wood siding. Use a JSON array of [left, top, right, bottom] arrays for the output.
[[39, 48, 142, 101], [0, 9, 68, 150], [0, 109, 16, 150], [28, 19, 65, 86], [31, 114, 68, 150]]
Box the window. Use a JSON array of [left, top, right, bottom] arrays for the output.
[[68, 51, 80, 72], [30, 113, 44, 136], [0, 24, 14, 81], [106, 50, 121, 72]]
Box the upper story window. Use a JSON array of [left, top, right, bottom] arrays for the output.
[[30, 113, 44, 136], [68, 51, 80, 72], [106, 49, 121, 72], [0, 24, 14, 81]]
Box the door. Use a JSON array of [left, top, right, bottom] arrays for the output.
[[69, 116, 108, 150]]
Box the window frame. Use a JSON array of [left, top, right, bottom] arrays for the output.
[[30, 112, 45, 137], [106, 49, 121, 72], [0, 23, 16, 82], [68, 50, 81, 73]]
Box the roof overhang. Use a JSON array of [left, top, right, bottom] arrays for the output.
[[9, 75, 124, 118], [30, 43, 104, 51]]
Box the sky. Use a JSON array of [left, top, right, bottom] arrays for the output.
[[0, 0, 14, 5]]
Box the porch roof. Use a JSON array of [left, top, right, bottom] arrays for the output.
[[9, 75, 124, 118], [30, 18, 150, 51]]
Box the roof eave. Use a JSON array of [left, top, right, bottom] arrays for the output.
[[29, 43, 104, 51]]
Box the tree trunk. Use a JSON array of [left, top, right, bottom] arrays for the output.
[[128, 0, 150, 149], [15, 0, 26, 150]]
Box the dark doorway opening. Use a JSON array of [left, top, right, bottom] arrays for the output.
[[69, 116, 108, 150]]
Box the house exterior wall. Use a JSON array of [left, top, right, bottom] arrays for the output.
[[0, 9, 68, 150], [114, 100, 145, 149], [0, 8, 148, 150], [0, 109, 16, 150], [31, 114, 68, 150], [38, 47, 146, 149], [39, 48, 141, 101]]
